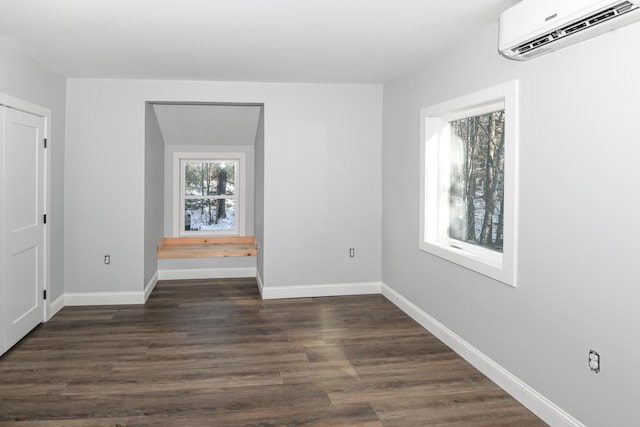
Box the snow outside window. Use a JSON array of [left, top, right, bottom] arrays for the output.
[[174, 152, 246, 237], [419, 81, 519, 287]]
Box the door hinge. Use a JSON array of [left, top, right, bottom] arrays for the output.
[[43, 214, 47, 224], [44, 138, 47, 148], [43, 290, 47, 300]]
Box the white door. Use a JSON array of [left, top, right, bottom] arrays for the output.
[[1, 106, 45, 353]]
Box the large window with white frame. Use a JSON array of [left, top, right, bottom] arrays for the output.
[[419, 80, 519, 287], [174, 152, 246, 237]]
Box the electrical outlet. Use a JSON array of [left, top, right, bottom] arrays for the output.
[[104, 255, 111, 265], [349, 248, 355, 258], [588, 350, 600, 373]]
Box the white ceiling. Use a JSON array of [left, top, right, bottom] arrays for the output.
[[0, 0, 518, 84], [152, 104, 262, 146], [3, 0, 519, 147]]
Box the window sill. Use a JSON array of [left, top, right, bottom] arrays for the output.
[[157, 236, 257, 259]]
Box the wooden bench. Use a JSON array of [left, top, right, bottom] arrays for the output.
[[157, 236, 257, 259]]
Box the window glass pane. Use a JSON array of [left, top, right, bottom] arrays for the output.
[[448, 110, 505, 253], [184, 198, 235, 232], [184, 162, 236, 197]]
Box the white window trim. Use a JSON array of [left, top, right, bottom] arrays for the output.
[[172, 152, 246, 237], [419, 80, 519, 287]]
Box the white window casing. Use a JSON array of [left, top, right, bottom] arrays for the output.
[[419, 80, 519, 287]]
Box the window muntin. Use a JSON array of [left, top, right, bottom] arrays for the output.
[[420, 81, 518, 286]]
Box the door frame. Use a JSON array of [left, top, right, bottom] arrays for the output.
[[0, 93, 51, 333]]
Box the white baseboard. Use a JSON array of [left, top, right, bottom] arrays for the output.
[[65, 291, 145, 306], [46, 294, 65, 321], [144, 271, 158, 302], [381, 283, 584, 427], [158, 267, 256, 281], [260, 281, 382, 300]]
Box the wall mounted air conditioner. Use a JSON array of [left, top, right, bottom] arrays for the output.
[[499, 0, 640, 60]]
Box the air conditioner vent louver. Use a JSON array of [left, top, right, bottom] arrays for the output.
[[501, 0, 640, 60]]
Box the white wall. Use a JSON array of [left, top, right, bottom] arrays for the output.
[[263, 86, 382, 291], [144, 103, 164, 289], [65, 79, 382, 296], [0, 40, 66, 305], [382, 23, 640, 427], [254, 107, 265, 282]]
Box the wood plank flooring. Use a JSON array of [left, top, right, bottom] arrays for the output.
[[0, 278, 547, 426]]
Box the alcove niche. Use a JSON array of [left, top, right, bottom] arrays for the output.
[[144, 102, 264, 284]]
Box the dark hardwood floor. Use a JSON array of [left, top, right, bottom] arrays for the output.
[[0, 278, 547, 426]]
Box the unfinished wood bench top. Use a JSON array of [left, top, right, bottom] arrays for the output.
[[157, 236, 257, 258]]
